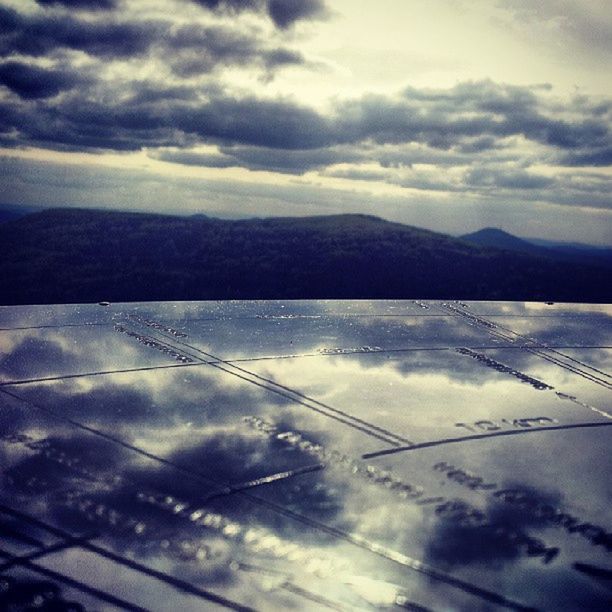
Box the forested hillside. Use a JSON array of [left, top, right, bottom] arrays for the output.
[[0, 208, 609, 304]]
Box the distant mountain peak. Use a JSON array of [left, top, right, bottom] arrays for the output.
[[460, 227, 540, 253]]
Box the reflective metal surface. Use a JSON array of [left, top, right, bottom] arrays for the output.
[[0, 300, 610, 611]]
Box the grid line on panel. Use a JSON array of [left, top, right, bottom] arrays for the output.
[[442, 304, 612, 389], [118, 319, 406, 445], [279, 582, 350, 611], [0, 386, 328, 512], [0, 362, 206, 388], [0, 323, 111, 331], [0, 547, 147, 612], [534, 349, 612, 386], [222, 345, 612, 366], [128, 320, 412, 447], [1, 391, 533, 611], [0, 533, 98, 572], [156, 313, 455, 324], [241, 492, 536, 612], [208, 361, 410, 446], [0, 505, 255, 612], [0, 387, 226, 489], [0, 523, 46, 548], [553, 351, 611, 380], [362, 421, 612, 460]]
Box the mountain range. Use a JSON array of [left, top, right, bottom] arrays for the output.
[[460, 228, 612, 269], [0, 207, 609, 304]]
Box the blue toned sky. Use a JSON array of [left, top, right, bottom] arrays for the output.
[[0, 0, 610, 243]]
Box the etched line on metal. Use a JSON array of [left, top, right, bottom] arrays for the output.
[[0, 322, 110, 331], [0, 504, 255, 611], [0, 362, 204, 388], [0, 533, 98, 572], [0, 546, 147, 612], [443, 303, 612, 389], [241, 493, 537, 611], [142, 325, 412, 446], [362, 421, 612, 459]]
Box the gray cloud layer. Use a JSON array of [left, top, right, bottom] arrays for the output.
[[0, 1, 610, 217]]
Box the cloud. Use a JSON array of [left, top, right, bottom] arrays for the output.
[[323, 168, 389, 182], [267, 0, 327, 29], [35, 0, 119, 10], [218, 145, 362, 173], [189, 0, 329, 29], [10, 77, 610, 158], [153, 150, 239, 169], [341, 81, 609, 153], [166, 23, 306, 76], [560, 147, 612, 167], [189, 0, 260, 13], [155, 145, 356, 175], [497, 0, 612, 57], [0, 1, 608, 226], [0, 61, 83, 99], [0, 6, 158, 58], [0, 6, 308, 82], [465, 167, 554, 190]]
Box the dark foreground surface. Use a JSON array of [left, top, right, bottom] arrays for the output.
[[0, 300, 610, 611]]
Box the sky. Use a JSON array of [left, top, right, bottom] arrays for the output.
[[0, 0, 610, 244]]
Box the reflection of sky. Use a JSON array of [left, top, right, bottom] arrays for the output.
[[0, 326, 185, 382], [487, 314, 612, 347], [172, 314, 504, 361], [0, 303, 113, 328], [461, 301, 612, 318], [255, 427, 612, 611], [128, 299, 450, 322], [242, 349, 611, 443], [1, 300, 611, 610], [0, 392, 460, 610], [483, 348, 611, 415]]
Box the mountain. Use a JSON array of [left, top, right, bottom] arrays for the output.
[[460, 228, 542, 254], [461, 227, 612, 269], [527, 237, 609, 251], [0, 203, 43, 223], [0, 208, 610, 304]]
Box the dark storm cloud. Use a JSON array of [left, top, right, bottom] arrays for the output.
[[2, 79, 610, 178], [127, 85, 199, 104], [267, 0, 327, 29], [339, 81, 610, 153], [166, 24, 305, 76], [16, 93, 330, 151], [175, 96, 333, 149], [560, 147, 612, 167], [0, 61, 83, 99], [0, 6, 158, 58], [189, 0, 259, 12], [0, 0, 609, 199], [36, 0, 119, 10], [216, 145, 361, 173], [263, 47, 305, 68], [455, 136, 502, 153], [189, 0, 328, 29], [0, 5, 307, 80]]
